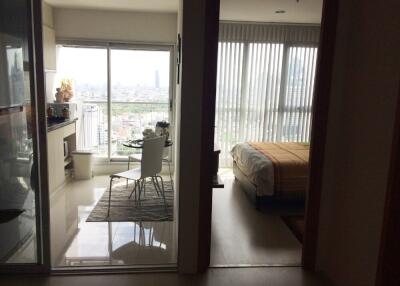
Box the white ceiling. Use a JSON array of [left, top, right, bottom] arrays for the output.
[[45, 0, 178, 13], [45, 0, 322, 23], [220, 0, 322, 24]]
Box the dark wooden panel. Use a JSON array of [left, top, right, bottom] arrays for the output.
[[375, 81, 400, 286], [302, 0, 339, 270], [197, 0, 221, 272]]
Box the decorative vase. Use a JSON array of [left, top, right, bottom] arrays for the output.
[[55, 88, 64, 103], [156, 121, 170, 141]]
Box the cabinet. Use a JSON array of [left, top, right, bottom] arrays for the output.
[[43, 25, 56, 71], [47, 123, 76, 194]]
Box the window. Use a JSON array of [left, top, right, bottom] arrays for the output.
[[110, 49, 170, 158], [56, 45, 172, 160], [281, 46, 318, 142], [216, 23, 320, 166], [57, 47, 108, 156]]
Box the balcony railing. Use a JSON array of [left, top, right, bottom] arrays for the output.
[[80, 101, 169, 157]]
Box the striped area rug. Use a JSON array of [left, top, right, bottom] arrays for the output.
[[86, 179, 174, 222]]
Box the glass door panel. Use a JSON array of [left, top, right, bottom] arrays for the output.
[[0, 0, 40, 264], [110, 49, 170, 158]]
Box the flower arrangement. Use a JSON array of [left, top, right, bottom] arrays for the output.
[[60, 78, 74, 102], [156, 121, 170, 140]]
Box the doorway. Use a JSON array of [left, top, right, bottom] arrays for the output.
[[47, 44, 177, 268], [210, 0, 324, 268]]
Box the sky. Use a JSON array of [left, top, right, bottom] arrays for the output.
[[56, 46, 170, 88]]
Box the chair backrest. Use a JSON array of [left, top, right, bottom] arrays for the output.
[[140, 136, 165, 178]]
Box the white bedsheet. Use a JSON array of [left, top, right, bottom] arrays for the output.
[[231, 143, 275, 196]]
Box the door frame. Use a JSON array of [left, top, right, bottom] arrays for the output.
[[375, 81, 400, 286], [193, 0, 340, 272], [0, 0, 51, 273], [177, 0, 220, 273], [302, 0, 339, 270]]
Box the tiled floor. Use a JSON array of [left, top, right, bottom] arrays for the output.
[[0, 267, 331, 286], [49, 176, 177, 267], [210, 170, 302, 266], [48, 169, 301, 268]]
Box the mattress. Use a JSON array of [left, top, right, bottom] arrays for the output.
[[231, 143, 275, 197], [231, 142, 309, 199]]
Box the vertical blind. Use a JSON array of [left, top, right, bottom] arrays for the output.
[[216, 23, 320, 166]]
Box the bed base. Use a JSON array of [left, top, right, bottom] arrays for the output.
[[232, 161, 305, 209]]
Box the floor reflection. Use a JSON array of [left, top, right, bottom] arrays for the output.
[[50, 176, 177, 267]]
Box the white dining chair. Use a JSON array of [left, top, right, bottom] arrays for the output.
[[108, 136, 167, 217], [127, 142, 174, 189]]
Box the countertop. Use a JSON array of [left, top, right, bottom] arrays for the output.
[[47, 118, 77, 132]]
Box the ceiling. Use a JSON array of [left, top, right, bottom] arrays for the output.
[[45, 0, 178, 13], [45, 0, 322, 23], [220, 0, 322, 24]]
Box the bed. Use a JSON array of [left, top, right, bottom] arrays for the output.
[[231, 142, 310, 206]]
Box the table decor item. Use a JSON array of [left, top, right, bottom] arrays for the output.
[[55, 88, 64, 103], [156, 121, 170, 140], [60, 78, 74, 102], [62, 107, 70, 119], [47, 106, 55, 118]]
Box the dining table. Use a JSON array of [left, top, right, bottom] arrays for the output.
[[122, 139, 173, 149]]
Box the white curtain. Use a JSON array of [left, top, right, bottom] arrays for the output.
[[215, 23, 320, 166]]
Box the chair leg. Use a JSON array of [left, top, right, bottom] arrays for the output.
[[135, 180, 138, 201], [156, 175, 167, 207], [129, 180, 137, 199], [167, 160, 174, 190], [151, 177, 161, 196], [137, 179, 141, 202], [126, 157, 130, 187], [107, 177, 114, 217], [153, 176, 162, 195], [143, 178, 146, 197], [138, 179, 144, 202]]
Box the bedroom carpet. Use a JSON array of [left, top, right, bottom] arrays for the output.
[[210, 173, 302, 267]]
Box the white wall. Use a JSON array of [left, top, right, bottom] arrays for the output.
[[43, 2, 54, 28], [316, 0, 400, 285], [53, 8, 177, 44]]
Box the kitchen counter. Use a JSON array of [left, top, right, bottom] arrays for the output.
[[47, 118, 77, 132]]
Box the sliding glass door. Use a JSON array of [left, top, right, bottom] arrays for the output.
[[57, 45, 172, 160], [110, 49, 170, 158], [0, 0, 46, 270]]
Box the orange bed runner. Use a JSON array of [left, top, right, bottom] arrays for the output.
[[248, 142, 309, 199]]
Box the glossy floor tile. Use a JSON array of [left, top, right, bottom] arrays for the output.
[[49, 176, 177, 267], [0, 267, 332, 286], [49, 168, 300, 268], [211, 170, 302, 266]]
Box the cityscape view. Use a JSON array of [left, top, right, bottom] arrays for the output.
[[56, 47, 170, 158]]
